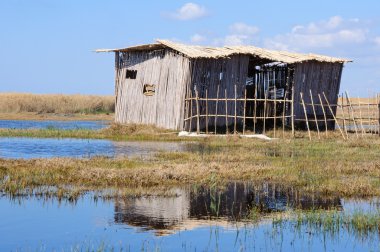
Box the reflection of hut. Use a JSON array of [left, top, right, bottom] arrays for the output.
[[113, 183, 342, 235], [97, 40, 350, 132]]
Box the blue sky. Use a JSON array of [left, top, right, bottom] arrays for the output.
[[0, 0, 379, 96]]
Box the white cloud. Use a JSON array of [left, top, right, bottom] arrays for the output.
[[375, 36, 380, 46], [169, 3, 207, 21], [264, 16, 368, 51], [190, 33, 207, 43], [210, 22, 259, 46], [229, 22, 259, 35]]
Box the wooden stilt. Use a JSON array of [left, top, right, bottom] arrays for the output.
[[318, 94, 328, 137], [323, 92, 346, 140], [300, 92, 311, 141], [309, 90, 320, 139]]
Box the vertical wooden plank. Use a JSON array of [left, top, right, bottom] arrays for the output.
[[253, 83, 258, 134], [195, 86, 200, 134], [282, 91, 287, 138], [291, 85, 295, 137], [225, 89, 228, 135], [318, 93, 328, 137], [243, 88, 247, 135], [234, 84, 237, 134], [206, 89, 209, 134], [274, 86, 277, 138], [215, 85, 220, 135], [309, 90, 320, 139], [263, 88, 267, 134], [323, 92, 346, 140], [189, 90, 193, 132], [300, 92, 311, 141]]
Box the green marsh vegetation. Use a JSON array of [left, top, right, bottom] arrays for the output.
[[1, 132, 379, 198]]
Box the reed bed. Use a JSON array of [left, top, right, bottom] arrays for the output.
[[0, 93, 115, 114]]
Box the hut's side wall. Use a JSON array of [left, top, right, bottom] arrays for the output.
[[293, 61, 343, 129], [184, 55, 250, 131], [114, 50, 191, 130]]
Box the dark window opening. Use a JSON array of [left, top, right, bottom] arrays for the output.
[[143, 84, 155, 96], [126, 70, 137, 79]]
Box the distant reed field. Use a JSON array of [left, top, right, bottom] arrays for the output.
[[0, 93, 115, 114]]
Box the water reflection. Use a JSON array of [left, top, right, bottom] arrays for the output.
[[0, 137, 188, 159], [113, 183, 342, 235], [0, 119, 109, 130]]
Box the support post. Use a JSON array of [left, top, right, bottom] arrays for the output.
[[309, 90, 320, 139], [215, 85, 220, 135], [225, 89, 228, 135], [323, 92, 346, 140], [243, 88, 247, 135], [318, 94, 328, 137], [195, 86, 200, 135], [300, 92, 311, 141], [205, 89, 209, 134]]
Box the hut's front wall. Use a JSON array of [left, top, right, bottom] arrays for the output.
[[293, 61, 343, 129], [115, 50, 191, 130], [184, 55, 250, 131]]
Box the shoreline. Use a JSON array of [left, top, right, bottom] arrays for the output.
[[0, 112, 114, 121]]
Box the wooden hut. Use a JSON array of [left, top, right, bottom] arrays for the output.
[[97, 40, 351, 133]]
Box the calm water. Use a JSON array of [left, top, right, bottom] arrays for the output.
[[0, 137, 188, 159], [0, 183, 379, 251], [0, 120, 109, 130]]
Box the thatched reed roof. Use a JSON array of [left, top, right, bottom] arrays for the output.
[[96, 39, 351, 64]]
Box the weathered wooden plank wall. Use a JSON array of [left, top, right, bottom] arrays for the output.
[[114, 49, 191, 130], [184, 55, 250, 131], [293, 62, 343, 129]]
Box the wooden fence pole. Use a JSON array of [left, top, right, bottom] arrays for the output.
[[291, 86, 295, 137], [253, 83, 258, 134], [205, 89, 209, 134], [215, 85, 220, 134], [309, 90, 320, 139], [323, 92, 346, 140], [300, 92, 311, 141], [318, 94, 328, 137], [340, 94, 347, 137], [282, 91, 287, 138], [345, 91, 359, 138], [225, 89, 228, 135], [243, 88, 247, 135], [263, 88, 267, 134], [357, 96, 365, 136], [368, 91, 373, 134], [195, 86, 200, 135], [234, 84, 237, 134], [189, 91, 193, 132], [274, 86, 277, 138]]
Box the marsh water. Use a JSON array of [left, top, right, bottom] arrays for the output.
[[0, 183, 379, 251], [0, 137, 188, 159], [0, 119, 109, 130]]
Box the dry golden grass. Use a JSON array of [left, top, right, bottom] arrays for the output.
[[0, 93, 115, 114], [1, 136, 380, 198]]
